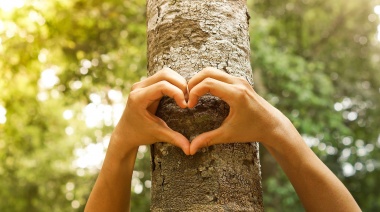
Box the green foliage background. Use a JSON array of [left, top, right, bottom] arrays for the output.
[[0, 0, 379, 211]]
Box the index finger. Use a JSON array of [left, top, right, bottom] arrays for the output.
[[132, 80, 187, 109], [188, 67, 236, 91], [188, 78, 238, 108], [132, 67, 188, 94]]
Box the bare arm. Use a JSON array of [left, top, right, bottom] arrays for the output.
[[264, 120, 360, 211], [84, 140, 137, 212], [188, 67, 360, 211], [85, 68, 190, 211]]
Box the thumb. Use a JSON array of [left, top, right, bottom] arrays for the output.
[[156, 126, 190, 155], [190, 128, 226, 155]]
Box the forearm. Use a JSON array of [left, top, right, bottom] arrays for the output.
[[263, 119, 360, 211], [85, 136, 137, 212]]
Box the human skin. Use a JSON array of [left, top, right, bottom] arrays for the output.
[[85, 68, 360, 212]]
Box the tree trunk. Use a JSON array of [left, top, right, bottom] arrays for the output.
[[147, 0, 263, 211]]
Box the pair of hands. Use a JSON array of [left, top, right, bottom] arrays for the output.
[[112, 67, 288, 156], [88, 67, 361, 212]]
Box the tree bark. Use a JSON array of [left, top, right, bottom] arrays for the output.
[[147, 0, 263, 211]]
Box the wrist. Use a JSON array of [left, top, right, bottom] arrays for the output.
[[262, 115, 308, 155], [108, 129, 139, 162], [261, 116, 312, 169], [261, 114, 294, 148]]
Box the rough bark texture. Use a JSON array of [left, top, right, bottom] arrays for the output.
[[147, 0, 263, 211]]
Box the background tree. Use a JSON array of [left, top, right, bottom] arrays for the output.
[[0, 0, 148, 210], [0, 0, 379, 211], [250, 0, 380, 210]]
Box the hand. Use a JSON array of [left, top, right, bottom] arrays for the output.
[[187, 67, 290, 155], [111, 68, 191, 156]]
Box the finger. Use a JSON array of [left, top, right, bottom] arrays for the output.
[[188, 78, 237, 108], [156, 125, 190, 155], [188, 67, 236, 91], [132, 68, 187, 94], [189, 128, 226, 155], [134, 81, 187, 108]]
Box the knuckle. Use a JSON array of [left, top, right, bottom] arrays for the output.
[[131, 82, 140, 91], [159, 67, 173, 77], [127, 90, 138, 104], [158, 81, 177, 97], [202, 67, 216, 75], [235, 76, 251, 87], [206, 139, 213, 148], [236, 76, 247, 83], [157, 80, 170, 88], [203, 77, 215, 86], [161, 67, 172, 72], [234, 85, 248, 98]]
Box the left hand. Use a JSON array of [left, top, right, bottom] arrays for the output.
[[110, 68, 191, 157]]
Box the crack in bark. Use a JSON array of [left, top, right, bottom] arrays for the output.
[[151, 145, 156, 172], [156, 6, 161, 24]]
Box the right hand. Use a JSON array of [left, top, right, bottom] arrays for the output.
[[187, 67, 291, 155]]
